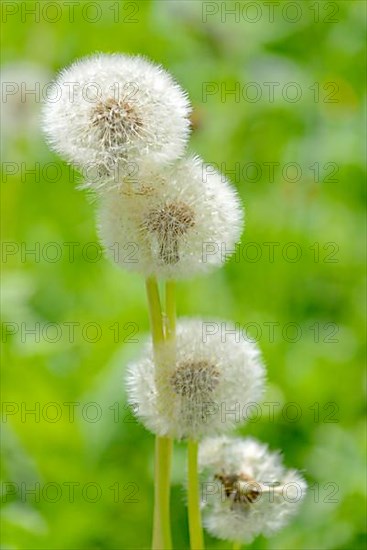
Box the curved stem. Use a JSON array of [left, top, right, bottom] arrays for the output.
[[145, 277, 172, 550], [187, 440, 204, 550]]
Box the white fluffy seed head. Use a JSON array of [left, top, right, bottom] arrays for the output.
[[97, 155, 244, 279], [199, 436, 307, 543], [42, 53, 191, 180], [126, 319, 265, 440]]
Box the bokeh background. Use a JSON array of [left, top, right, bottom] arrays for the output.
[[1, 1, 366, 549]]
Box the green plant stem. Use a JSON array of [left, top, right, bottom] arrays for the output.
[[145, 276, 173, 550], [146, 276, 164, 346], [153, 435, 173, 549], [232, 542, 242, 550], [165, 280, 176, 339], [187, 439, 204, 550]]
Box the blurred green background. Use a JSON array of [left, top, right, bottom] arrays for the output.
[[1, 1, 366, 549]]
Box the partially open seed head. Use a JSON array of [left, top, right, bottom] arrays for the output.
[[199, 436, 307, 543]]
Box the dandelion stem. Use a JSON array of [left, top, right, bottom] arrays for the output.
[[187, 439, 204, 550], [165, 280, 176, 338], [232, 542, 242, 550], [146, 276, 164, 346], [145, 276, 173, 550], [153, 435, 173, 549]]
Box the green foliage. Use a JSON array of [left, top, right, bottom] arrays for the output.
[[1, 1, 366, 548]]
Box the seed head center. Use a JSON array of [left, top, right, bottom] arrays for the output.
[[215, 472, 261, 507], [91, 97, 143, 146], [144, 201, 195, 264], [170, 360, 220, 398]]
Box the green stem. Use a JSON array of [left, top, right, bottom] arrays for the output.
[[146, 277, 164, 346], [187, 440, 204, 550], [232, 542, 242, 550], [153, 436, 173, 549], [165, 280, 176, 339], [145, 277, 173, 550]]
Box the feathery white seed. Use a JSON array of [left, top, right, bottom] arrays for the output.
[[97, 155, 244, 279], [199, 436, 307, 543], [126, 319, 265, 440], [42, 53, 191, 179]]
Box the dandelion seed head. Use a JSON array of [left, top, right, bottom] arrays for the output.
[[126, 319, 265, 439], [42, 53, 191, 181], [98, 156, 244, 279], [199, 436, 307, 543]]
